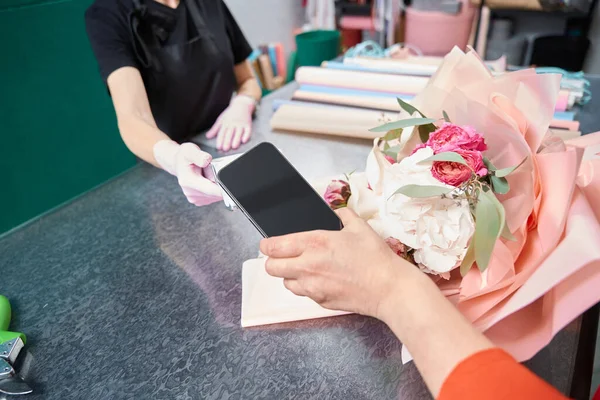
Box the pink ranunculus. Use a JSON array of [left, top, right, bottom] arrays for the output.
[[324, 180, 351, 209], [417, 123, 487, 154], [431, 160, 472, 186], [459, 149, 488, 177], [431, 149, 488, 186]]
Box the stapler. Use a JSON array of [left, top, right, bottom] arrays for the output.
[[0, 295, 33, 396]]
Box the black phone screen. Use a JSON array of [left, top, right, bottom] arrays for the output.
[[217, 143, 342, 237]]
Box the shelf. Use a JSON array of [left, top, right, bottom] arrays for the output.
[[471, 0, 591, 16]]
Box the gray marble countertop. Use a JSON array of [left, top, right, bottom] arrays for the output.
[[0, 83, 586, 399]]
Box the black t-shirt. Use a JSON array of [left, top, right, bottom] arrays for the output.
[[85, 0, 252, 83]]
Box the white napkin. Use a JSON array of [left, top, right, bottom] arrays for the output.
[[241, 257, 351, 327]]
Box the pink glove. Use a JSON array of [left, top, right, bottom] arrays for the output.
[[153, 140, 223, 207], [206, 95, 256, 151]]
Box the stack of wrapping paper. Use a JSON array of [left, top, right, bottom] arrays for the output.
[[270, 55, 586, 139]]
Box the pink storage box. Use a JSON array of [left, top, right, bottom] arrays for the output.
[[404, 2, 475, 56]]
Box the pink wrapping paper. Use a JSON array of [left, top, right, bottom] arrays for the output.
[[246, 48, 600, 364], [409, 47, 600, 361]]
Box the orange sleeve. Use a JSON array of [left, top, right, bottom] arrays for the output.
[[438, 348, 569, 400]]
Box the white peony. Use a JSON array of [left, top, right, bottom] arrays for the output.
[[346, 173, 379, 220], [375, 148, 475, 276], [365, 111, 424, 194]]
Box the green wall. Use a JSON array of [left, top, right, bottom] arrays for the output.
[[0, 0, 136, 234]]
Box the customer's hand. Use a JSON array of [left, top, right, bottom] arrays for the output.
[[153, 140, 223, 206], [205, 95, 255, 152], [260, 208, 415, 318]]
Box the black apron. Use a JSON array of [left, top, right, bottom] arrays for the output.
[[129, 0, 236, 142]]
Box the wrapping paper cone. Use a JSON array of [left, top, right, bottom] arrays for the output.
[[270, 103, 397, 140], [241, 257, 350, 327], [483, 187, 600, 361], [295, 66, 429, 95]]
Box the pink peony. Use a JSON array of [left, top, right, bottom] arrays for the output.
[[324, 180, 351, 209], [431, 149, 488, 186], [413, 123, 487, 155]]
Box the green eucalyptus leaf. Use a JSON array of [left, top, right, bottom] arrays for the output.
[[396, 98, 425, 117], [421, 151, 469, 166], [443, 110, 451, 123], [460, 240, 476, 277], [474, 190, 502, 272], [370, 118, 437, 133], [491, 175, 510, 194], [483, 157, 497, 172], [485, 189, 516, 241], [393, 99, 439, 142], [390, 185, 453, 199], [495, 157, 527, 178], [500, 223, 517, 241], [383, 128, 403, 142], [383, 145, 401, 159], [418, 123, 437, 143]]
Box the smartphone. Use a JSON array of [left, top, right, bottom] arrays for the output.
[[216, 142, 342, 237]]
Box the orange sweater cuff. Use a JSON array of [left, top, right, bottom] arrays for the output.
[[438, 348, 569, 400]]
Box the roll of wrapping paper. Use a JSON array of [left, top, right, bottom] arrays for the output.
[[549, 119, 580, 131], [293, 90, 401, 112], [272, 99, 576, 139], [292, 88, 576, 124], [551, 128, 581, 141], [295, 66, 429, 95], [297, 66, 572, 112], [325, 60, 438, 77], [270, 103, 398, 140]]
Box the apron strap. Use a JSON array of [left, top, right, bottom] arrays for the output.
[[130, 0, 163, 71], [184, 0, 219, 47]]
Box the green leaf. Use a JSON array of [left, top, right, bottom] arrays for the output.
[[474, 190, 502, 272], [483, 157, 497, 172], [394, 98, 438, 142], [500, 223, 516, 241], [443, 110, 451, 123], [383, 128, 403, 142], [485, 188, 516, 242], [460, 240, 476, 277], [383, 141, 390, 151], [396, 98, 424, 118], [495, 157, 527, 178], [370, 118, 437, 133], [421, 151, 469, 166], [418, 124, 437, 143], [390, 185, 453, 199], [491, 175, 510, 194], [383, 145, 401, 159]]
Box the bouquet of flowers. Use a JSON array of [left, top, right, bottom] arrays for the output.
[[322, 48, 600, 361], [326, 117, 522, 280]]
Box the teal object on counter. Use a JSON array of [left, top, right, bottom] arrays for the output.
[[0, 0, 136, 234], [295, 30, 341, 67]]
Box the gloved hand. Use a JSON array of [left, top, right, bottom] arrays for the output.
[[205, 95, 256, 151], [153, 140, 223, 207]]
